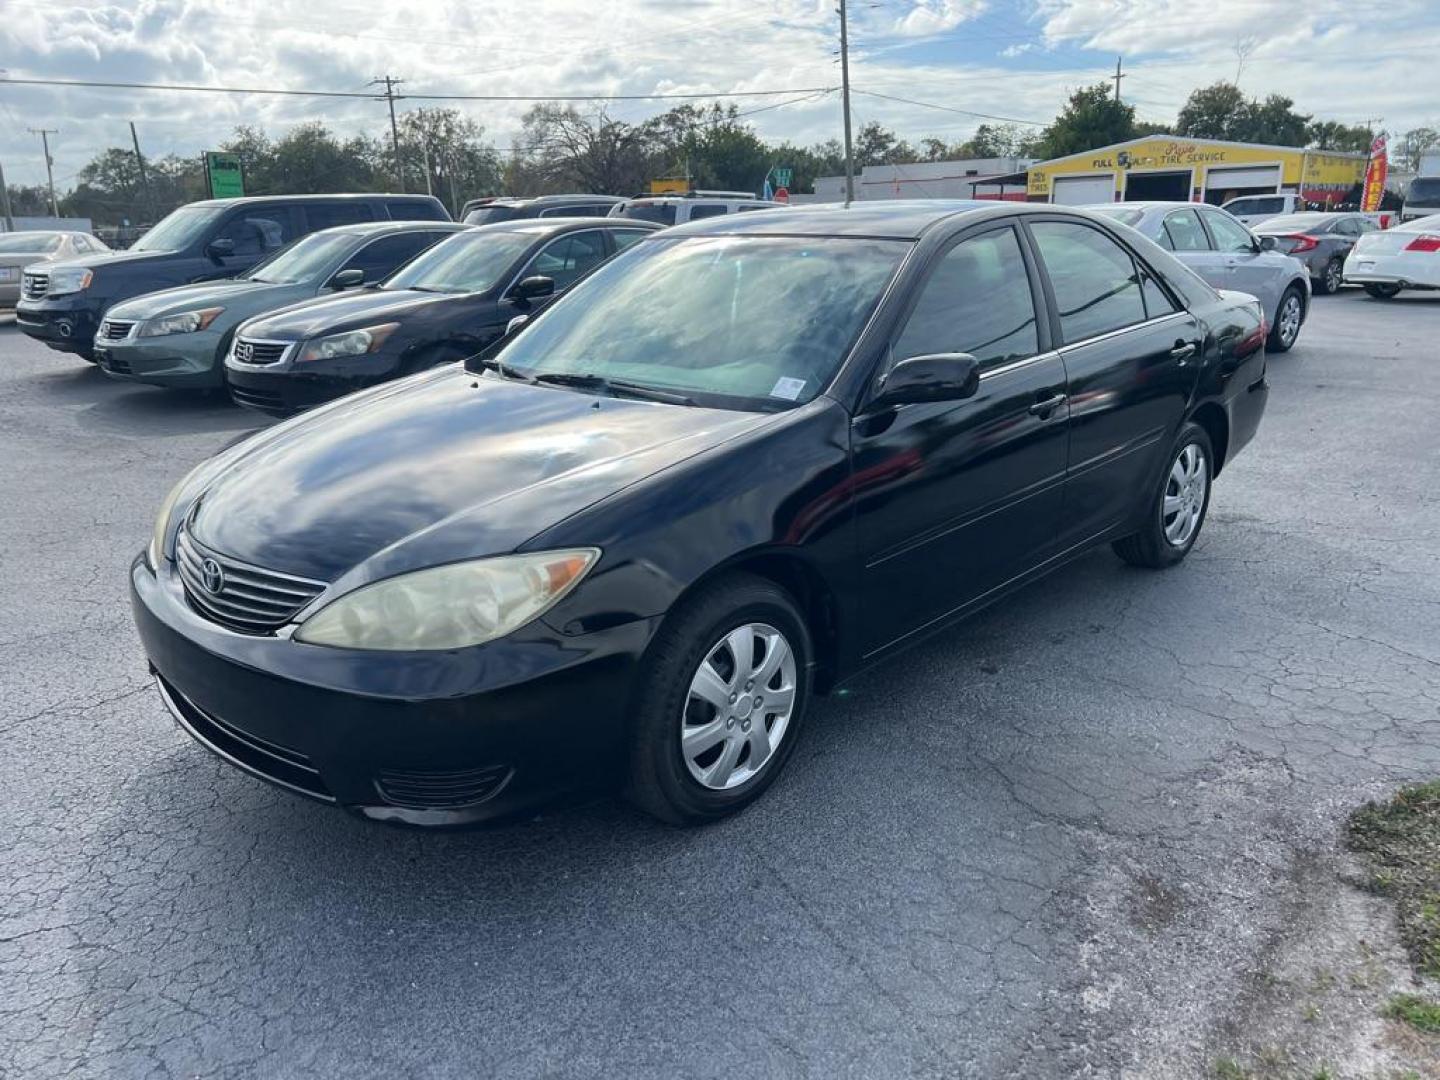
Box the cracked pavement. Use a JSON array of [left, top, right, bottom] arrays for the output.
[[2, 290, 1437, 1078]]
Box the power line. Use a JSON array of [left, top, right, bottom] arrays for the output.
[[0, 75, 833, 103], [850, 89, 1046, 127]]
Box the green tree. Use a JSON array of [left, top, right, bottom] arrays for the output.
[[1307, 120, 1374, 153], [1034, 84, 1139, 159], [394, 108, 501, 213], [1176, 82, 1248, 139], [1397, 127, 1439, 170], [855, 121, 918, 167]]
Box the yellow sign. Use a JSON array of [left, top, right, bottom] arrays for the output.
[[648, 177, 690, 195]]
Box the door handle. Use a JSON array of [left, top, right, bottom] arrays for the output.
[[1170, 341, 1198, 362], [1028, 393, 1067, 418]]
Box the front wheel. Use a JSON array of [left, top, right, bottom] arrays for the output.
[[1266, 286, 1304, 352], [1112, 422, 1214, 569], [1364, 283, 1402, 300], [625, 574, 811, 825]]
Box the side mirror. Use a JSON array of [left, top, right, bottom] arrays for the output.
[[1257, 235, 1277, 252], [330, 268, 366, 290], [869, 352, 981, 412], [206, 237, 235, 260], [511, 275, 555, 303], [505, 313, 530, 336]]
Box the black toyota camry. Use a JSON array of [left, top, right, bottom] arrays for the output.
[[133, 201, 1269, 828], [224, 216, 660, 415]]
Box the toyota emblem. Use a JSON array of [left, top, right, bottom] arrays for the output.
[[200, 557, 225, 594]]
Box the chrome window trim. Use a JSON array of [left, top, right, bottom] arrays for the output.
[[1056, 310, 1191, 351], [979, 349, 1062, 381]]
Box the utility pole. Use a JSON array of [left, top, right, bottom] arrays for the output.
[[371, 76, 405, 191], [1111, 57, 1125, 103], [421, 137, 433, 197], [0, 157, 15, 232], [129, 122, 156, 224], [28, 127, 59, 217], [837, 0, 855, 203]]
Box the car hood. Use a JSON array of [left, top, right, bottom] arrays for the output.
[[42, 249, 172, 276], [238, 288, 456, 340], [107, 279, 299, 320], [189, 366, 774, 583]]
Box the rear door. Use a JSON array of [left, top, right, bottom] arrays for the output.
[[1025, 217, 1202, 545], [1158, 207, 1230, 291], [853, 222, 1068, 655]]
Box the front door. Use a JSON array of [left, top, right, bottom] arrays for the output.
[[1025, 218, 1201, 544], [854, 224, 1069, 657], [1199, 207, 1276, 303]]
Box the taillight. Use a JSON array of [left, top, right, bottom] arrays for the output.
[[1404, 234, 1440, 252], [1283, 234, 1318, 253]]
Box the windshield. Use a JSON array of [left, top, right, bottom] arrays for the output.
[[131, 205, 226, 252], [1091, 207, 1144, 227], [0, 233, 62, 254], [494, 235, 908, 409], [463, 206, 520, 225], [1407, 177, 1440, 204], [246, 232, 357, 284], [385, 230, 534, 293], [616, 203, 678, 226]]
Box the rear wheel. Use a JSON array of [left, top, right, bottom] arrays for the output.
[[1316, 258, 1343, 295], [1112, 422, 1214, 570], [1266, 286, 1304, 351], [1364, 283, 1402, 300], [625, 574, 811, 825]]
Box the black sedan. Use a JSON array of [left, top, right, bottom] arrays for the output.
[[133, 201, 1269, 827], [224, 217, 660, 415]]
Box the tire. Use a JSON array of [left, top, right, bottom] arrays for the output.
[[1315, 258, 1343, 295], [1364, 283, 1402, 300], [1112, 422, 1215, 570], [624, 573, 812, 825], [1266, 285, 1305, 352]]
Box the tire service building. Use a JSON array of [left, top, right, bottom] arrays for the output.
[[1027, 136, 1366, 207]]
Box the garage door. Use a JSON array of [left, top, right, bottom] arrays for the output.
[[1050, 175, 1115, 206], [1205, 165, 1281, 193]]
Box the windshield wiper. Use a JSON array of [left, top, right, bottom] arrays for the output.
[[532, 372, 696, 406], [473, 356, 533, 382]]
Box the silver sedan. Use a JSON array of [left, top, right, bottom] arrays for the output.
[[1086, 201, 1311, 352], [0, 231, 110, 308]]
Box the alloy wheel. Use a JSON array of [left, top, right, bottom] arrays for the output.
[[1278, 293, 1302, 347], [681, 622, 797, 791], [1162, 443, 1208, 548], [1325, 261, 1342, 294]]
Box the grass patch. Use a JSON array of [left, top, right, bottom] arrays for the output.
[[1384, 993, 1440, 1034], [1347, 780, 1440, 978]]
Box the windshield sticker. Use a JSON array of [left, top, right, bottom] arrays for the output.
[[770, 376, 806, 401]]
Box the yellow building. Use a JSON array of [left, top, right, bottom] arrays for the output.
[[1027, 136, 1366, 207]]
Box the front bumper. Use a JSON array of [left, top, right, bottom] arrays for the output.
[[225, 351, 404, 416], [95, 330, 227, 389], [131, 555, 657, 826], [15, 296, 100, 355]]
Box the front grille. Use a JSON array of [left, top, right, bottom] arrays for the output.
[[100, 353, 133, 375], [232, 338, 290, 365], [21, 272, 47, 301], [175, 529, 326, 634], [156, 674, 333, 802], [98, 319, 134, 340], [374, 765, 514, 810], [229, 384, 289, 414]]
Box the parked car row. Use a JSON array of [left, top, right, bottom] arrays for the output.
[[129, 200, 1273, 828]]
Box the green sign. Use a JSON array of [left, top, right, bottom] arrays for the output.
[[772, 167, 793, 188], [204, 151, 245, 199]]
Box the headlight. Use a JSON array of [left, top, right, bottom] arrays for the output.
[[297, 323, 399, 363], [148, 464, 203, 570], [139, 307, 224, 337], [293, 549, 599, 651], [46, 267, 93, 296]]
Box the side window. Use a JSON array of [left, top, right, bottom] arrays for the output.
[[1140, 268, 1178, 319], [1201, 211, 1256, 253], [1162, 209, 1210, 251], [386, 200, 446, 222], [537, 206, 570, 218], [1030, 221, 1148, 343], [1335, 217, 1361, 237], [525, 231, 608, 291], [1355, 217, 1379, 233], [688, 204, 729, 220], [893, 226, 1039, 369], [609, 229, 650, 252], [340, 233, 439, 282], [304, 203, 374, 231], [215, 213, 292, 256]]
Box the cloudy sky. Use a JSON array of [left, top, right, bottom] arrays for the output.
[[1, 0, 1437, 194]]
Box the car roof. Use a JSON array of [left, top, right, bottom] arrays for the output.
[[307, 220, 468, 239], [183, 193, 440, 209], [668, 199, 1030, 240], [465, 216, 659, 237]]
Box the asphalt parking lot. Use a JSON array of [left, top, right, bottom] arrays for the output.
[[2, 290, 1437, 1078]]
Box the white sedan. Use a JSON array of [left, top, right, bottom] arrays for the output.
[[1343, 216, 1440, 298]]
